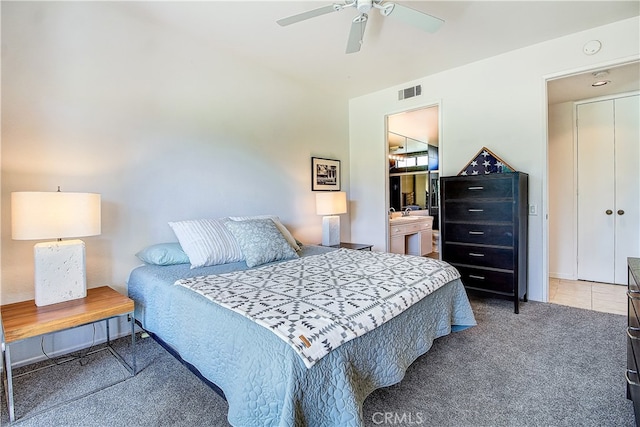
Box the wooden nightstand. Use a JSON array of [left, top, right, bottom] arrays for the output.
[[1, 286, 136, 422], [329, 242, 373, 251]]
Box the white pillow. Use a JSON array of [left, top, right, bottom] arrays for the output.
[[227, 215, 300, 251], [168, 219, 243, 268]]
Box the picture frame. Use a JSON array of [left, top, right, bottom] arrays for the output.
[[311, 157, 341, 191]]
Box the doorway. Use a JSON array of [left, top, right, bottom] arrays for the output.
[[547, 60, 640, 310], [386, 104, 440, 253]]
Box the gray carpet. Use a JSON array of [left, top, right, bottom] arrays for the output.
[[1, 296, 634, 426]]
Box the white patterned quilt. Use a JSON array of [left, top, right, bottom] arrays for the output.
[[176, 248, 461, 368]]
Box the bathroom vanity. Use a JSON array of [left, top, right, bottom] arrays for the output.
[[389, 215, 433, 256]]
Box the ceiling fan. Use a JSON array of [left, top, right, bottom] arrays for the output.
[[276, 0, 444, 54]]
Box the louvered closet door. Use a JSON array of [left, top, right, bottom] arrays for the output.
[[577, 95, 640, 284]]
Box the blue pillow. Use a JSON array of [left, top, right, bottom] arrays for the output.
[[224, 218, 299, 268], [135, 243, 190, 266]]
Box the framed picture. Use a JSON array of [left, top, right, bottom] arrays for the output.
[[311, 157, 341, 191]]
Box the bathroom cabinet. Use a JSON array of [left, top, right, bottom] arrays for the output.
[[389, 216, 433, 256]]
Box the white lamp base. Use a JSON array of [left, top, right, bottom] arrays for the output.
[[34, 240, 87, 306], [321, 215, 341, 246]]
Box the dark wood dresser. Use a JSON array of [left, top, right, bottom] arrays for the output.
[[440, 172, 528, 313], [628, 257, 640, 426]]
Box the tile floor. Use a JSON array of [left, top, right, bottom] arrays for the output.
[[549, 277, 626, 316]]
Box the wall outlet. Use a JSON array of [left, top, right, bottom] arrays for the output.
[[529, 204, 538, 215]]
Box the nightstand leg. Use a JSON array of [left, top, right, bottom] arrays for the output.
[[130, 314, 136, 375], [4, 343, 15, 422], [104, 314, 136, 376]]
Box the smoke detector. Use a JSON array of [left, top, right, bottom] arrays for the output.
[[583, 40, 602, 55]]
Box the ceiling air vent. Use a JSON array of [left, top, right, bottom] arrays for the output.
[[398, 85, 422, 100]]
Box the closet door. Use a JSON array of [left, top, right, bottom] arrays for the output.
[[577, 100, 615, 283], [614, 95, 640, 284], [577, 94, 640, 284]]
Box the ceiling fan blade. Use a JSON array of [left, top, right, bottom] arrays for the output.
[[277, 4, 338, 26], [381, 3, 444, 33], [346, 14, 368, 54]]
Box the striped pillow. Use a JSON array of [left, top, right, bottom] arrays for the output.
[[168, 219, 243, 268]]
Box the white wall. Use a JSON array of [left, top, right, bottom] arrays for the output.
[[548, 102, 576, 280], [1, 2, 350, 362], [349, 17, 640, 303]]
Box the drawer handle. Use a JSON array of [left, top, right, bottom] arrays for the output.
[[468, 209, 484, 212], [626, 370, 640, 387], [628, 291, 640, 300], [628, 328, 640, 340], [468, 231, 485, 235], [468, 186, 484, 190], [469, 274, 485, 280], [469, 253, 485, 257]]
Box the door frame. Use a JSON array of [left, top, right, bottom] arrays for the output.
[[544, 56, 640, 301]]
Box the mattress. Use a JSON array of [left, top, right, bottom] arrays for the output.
[[128, 245, 476, 426]]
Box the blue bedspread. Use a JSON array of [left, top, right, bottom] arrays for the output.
[[128, 245, 476, 427]]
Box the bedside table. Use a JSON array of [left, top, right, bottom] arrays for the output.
[[1, 286, 136, 422], [329, 242, 373, 251]]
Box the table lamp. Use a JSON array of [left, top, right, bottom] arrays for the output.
[[316, 191, 347, 246], [11, 190, 101, 306]]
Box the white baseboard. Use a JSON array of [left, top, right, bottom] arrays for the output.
[[549, 272, 576, 280]]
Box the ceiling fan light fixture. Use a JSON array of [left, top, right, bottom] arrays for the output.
[[379, 3, 395, 16], [357, 0, 373, 13], [277, 0, 444, 53]]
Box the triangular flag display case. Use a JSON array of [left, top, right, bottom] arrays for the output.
[[458, 147, 515, 176]]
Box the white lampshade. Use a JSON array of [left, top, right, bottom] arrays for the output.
[[11, 192, 101, 240], [11, 191, 102, 306], [316, 192, 347, 247], [315, 192, 347, 216]]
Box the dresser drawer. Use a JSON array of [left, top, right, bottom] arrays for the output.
[[630, 290, 640, 329], [629, 326, 640, 374], [390, 221, 429, 236], [444, 244, 514, 270], [442, 177, 514, 200], [456, 265, 515, 294], [443, 223, 514, 246], [443, 201, 514, 222], [626, 370, 640, 424]]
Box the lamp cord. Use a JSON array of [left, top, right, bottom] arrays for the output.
[[40, 323, 97, 366]]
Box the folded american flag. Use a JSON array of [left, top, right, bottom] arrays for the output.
[[459, 147, 515, 176]]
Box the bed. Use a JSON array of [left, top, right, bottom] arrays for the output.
[[128, 217, 476, 427]]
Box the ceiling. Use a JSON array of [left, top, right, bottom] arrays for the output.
[[121, 1, 640, 100], [388, 106, 439, 151], [547, 61, 640, 104], [118, 1, 638, 147]]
